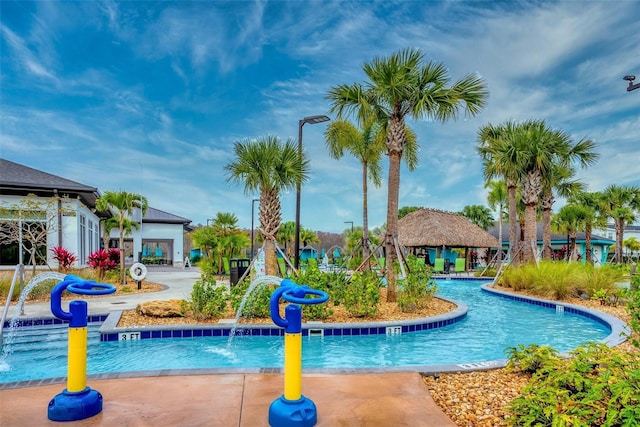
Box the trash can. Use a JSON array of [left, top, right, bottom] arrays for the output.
[[230, 258, 251, 286]]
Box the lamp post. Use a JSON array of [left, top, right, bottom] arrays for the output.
[[294, 115, 330, 270], [344, 221, 354, 233], [206, 218, 214, 227], [251, 198, 260, 259], [624, 75, 640, 92]]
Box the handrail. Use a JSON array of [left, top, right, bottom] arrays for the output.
[[1, 264, 24, 346]]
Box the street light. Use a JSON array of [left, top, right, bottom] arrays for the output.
[[250, 198, 260, 259], [206, 218, 214, 227], [294, 114, 331, 269], [624, 75, 640, 92], [344, 221, 354, 233]]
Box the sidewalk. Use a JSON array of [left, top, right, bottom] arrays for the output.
[[7, 266, 203, 318]]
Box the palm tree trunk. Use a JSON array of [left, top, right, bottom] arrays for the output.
[[524, 204, 538, 263], [362, 164, 370, 267], [496, 205, 503, 270], [507, 181, 518, 265], [541, 192, 553, 260], [615, 218, 624, 264], [585, 223, 592, 264], [119, 214, 126, 285], [385, 150, 402, 303]]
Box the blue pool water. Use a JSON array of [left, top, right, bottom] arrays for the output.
[[0, 280, 611, 383]]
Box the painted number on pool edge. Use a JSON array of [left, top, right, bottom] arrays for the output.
[[119, 332, 141, 341]]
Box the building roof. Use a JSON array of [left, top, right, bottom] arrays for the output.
[[487, 222, 614, 245], [143, 207, 191, 225], [398, 208, 499, 248], [0, 158, 101, 208]]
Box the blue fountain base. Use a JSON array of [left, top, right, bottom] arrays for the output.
[[269, 395, 317, 427], [48, 387, 103, 421]]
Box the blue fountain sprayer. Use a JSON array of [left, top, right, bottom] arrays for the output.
[[48, 275, 116, 422], [268, 278, 329, 427]]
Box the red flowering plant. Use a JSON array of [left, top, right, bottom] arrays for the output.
[[87, 248, 120, 279], [51, 247, 78, 273]]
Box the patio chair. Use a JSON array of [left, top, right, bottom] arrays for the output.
[[455, 258, 466, 275], [433, 258, 445, 274]]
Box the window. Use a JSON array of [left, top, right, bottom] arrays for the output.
[[79, 215, 86, 263]]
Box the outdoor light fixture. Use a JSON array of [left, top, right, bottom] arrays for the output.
[[294, 115, 331, 269], [344, 221, 354, 233], [624, 75, 640, 92]]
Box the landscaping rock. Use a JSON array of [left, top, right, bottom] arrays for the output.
[[136, 300, 184, 317]]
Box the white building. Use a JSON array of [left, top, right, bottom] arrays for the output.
[[0, 158, 191, 269]]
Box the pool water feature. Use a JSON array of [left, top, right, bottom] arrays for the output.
[[0, 280, 617, 384]]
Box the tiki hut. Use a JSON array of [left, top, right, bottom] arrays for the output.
[[398, 208, 499, 271]]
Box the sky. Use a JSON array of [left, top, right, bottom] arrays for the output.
[[1, 1, 639, 233]]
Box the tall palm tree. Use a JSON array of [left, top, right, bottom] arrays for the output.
[[458, 205, 495, 230], [324, 119, 385, 264], [225, 135, 308, 276], [327, 47, 487, 302], [599, 185, 640, 263], [96, 191, 148, 285], [477, 121, 522, 265], [486, 180, 507, 268]]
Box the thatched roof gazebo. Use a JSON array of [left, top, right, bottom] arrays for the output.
[[398, 208, 499, 270]]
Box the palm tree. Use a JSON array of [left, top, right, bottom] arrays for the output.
[[486, 180, 507, 268], [278, 221, 296, 257], [458, 205, 495, 230], [552, 204, 590, 261], [568, 191, 605, 264], [225, 135, 308, 276], [477, 121, 522, 265], [599, 185, 640, 263], [211, 212, 241, 274], [325, 119, 385, 265], [96, 191, 148, 285], [327, 47, 487, 302], [540, 164, 585, 260], [624, 237, 640, 262]]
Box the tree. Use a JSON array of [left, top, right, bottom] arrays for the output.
[[552, 204, 590, 261], [486, 180, 507, 268], [599, 185, 640, 263], [210, 212, 243, 274], [0, 194, 73, 273], [300, 228, 320, 247], [278, 221, 296, 256], [398, 206, 421, 219], [540, 164, 585, 260], [477, 120, 523, 265], [568, 191, 606, 264], [225, 135, 308, 276], [458, 205, 495, 230], [324, 119, 385, 265], [624, 237, 640, 261], [96, 191, 148, 285], [327, 47, 487, 301]]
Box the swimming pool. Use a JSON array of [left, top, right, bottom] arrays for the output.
[[0, 279, 624, 384]]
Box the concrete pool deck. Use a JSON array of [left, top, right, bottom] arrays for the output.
[[0, 372, 456, 426], [1, 267, 458, 426]]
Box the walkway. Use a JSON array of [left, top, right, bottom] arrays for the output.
[[1, 266, 456, 426]]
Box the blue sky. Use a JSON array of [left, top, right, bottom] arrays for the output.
[[1, 1, 638, 233]]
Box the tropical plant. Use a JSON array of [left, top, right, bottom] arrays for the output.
[[324, 119, 386, 264], [278, 221, 296, 257], [398, 206, 421, 219], [188, 276, 228, 320], [96, 191, 148, 285], [569, 191, 607, 264], [225, 135, 308, 276], [486, 180, 507, 268], [327, 47, 487, 301], [624, 237, 640, 261], [458, 204, 494, 230], [87, 248, 120, 280], [397, 256, 437, 312], [551, 204, 591, 261], [50, 247, 77, 272], [600, 184, 640, 263]]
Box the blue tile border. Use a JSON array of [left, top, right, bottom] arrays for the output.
[[98, 297, 469, 342], [3, 314, 109, 329], [481, 284, 630, 348]]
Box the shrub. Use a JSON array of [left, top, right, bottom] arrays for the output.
[[189, 277, 228, 320], [397, 257, 437, 312], [627, 286, 640, 350], [340, 270, 381, 317], [51, 247, 78, 272], [87, 249, 120, 279], [230, 278, 273, 319], [288, 267, 338, 321], [507, 343, 640, 426]]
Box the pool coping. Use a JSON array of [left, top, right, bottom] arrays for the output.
[[1, 279, 632, 389]]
